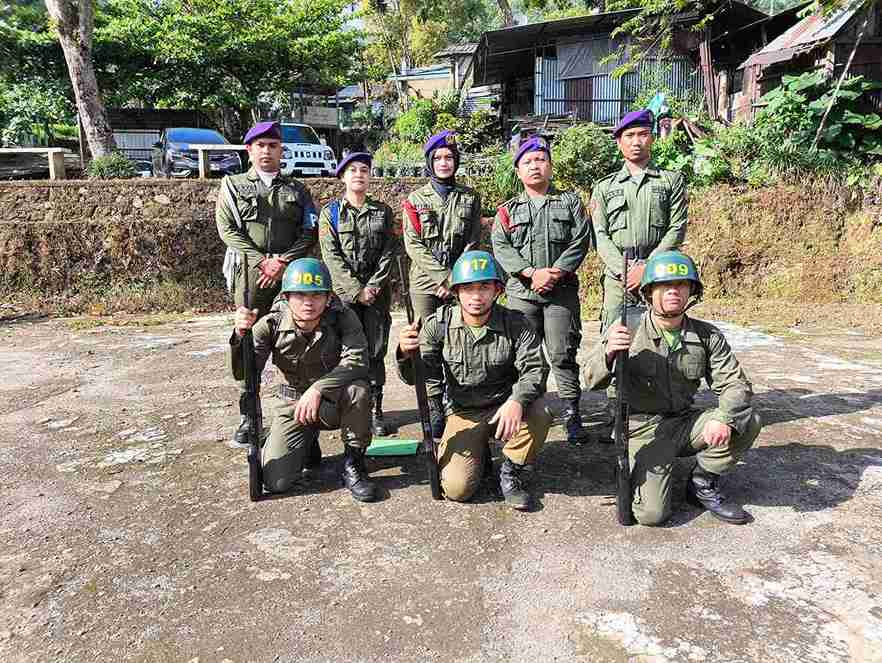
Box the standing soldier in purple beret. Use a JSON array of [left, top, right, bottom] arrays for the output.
[[491, 136, 594, 445], [591, 109, 688, 333], [590, 109, 689, 437], [401, 130, 483, 435], [217, 120, 319, 447], [319, 152, 398, 437]]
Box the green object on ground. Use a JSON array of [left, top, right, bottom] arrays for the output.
[[366, 437, 420, 456]]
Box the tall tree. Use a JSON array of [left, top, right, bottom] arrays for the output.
[[97, 0, 360, 138], [44, 0, 116, 157]]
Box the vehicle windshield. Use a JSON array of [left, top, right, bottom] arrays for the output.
[[281, 125, 321, 145], [167, 128, 228, 145]]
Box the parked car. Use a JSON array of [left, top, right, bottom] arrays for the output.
[[151, 127, 242, 178], [279, 123, 337, 177]]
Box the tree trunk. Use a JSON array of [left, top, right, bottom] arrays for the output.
[[45, 0, 116, 159], [495, 0, 515, 27]]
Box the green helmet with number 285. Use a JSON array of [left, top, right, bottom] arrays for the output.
[[281, 258, 332, 293], [639, 251, 703, 300], [451, 250, 504, 287]]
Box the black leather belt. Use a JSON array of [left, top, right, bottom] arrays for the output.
[[278, 384, 302, 401]]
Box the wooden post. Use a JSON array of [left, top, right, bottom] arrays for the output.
[[48, 149, 66, 180], [77, 115, 87, 170], [198, 149, 210, 179], [699, 32, 718, 121]]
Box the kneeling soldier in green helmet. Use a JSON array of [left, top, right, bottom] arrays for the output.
[[319, 151, 398, 437], [583, 251, 762, 525], [230, 258, 380, 502], [396, 250, 553, 510]]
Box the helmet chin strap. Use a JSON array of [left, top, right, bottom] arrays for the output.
[[649, 294, 701, 319]]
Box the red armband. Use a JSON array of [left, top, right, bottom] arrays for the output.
[[497, 205, 512, 233], [402, 200, 421, 235]]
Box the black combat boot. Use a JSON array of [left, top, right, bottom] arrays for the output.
[[565, 398, 592, 445], [302, 434, 322, 476], [428, 396, 446, 438], [686, 464, 749, 524], [341, 445, 380, 502], [499, 458, 533, 511], [232, 394, 252, 448], [371, 386, 393, 437]]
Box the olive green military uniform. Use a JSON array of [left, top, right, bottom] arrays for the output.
[[583, 312, 762, 526], [491, 187, 592, 402], [318, 197, 397, 388], [216, 168, 319, 316], [402, 183, 482, 323], [396, 303, 552, 502], [591, 164, 687, 332], [229, 298, 370, 493]]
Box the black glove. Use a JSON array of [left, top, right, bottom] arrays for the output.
[[428, 396, 445, 438]]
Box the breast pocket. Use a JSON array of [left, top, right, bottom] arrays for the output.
[[650, 185, 670, 229], [676, 345, 706, 383], [548, 205, 572, 243], [485, 340, 513, 375], [443, 346, 470, 386], [237, 194, 259, 222], [335, 219, 357, 258], [510, 218, 532, 249]]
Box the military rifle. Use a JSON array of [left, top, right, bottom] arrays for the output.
[[241, 254, 264, 502], [614, 249, 634, 525], [396, 255, 443, 500]]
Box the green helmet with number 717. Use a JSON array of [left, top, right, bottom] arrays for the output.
[[639, 251, 703, 300], [450, 250, 504, 287], [281, 258, 332, 293]]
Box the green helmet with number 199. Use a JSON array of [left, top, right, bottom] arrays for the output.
[[639, 251, 703, 300], [451, 250, 504, 287], [281, 258, 332, 293]]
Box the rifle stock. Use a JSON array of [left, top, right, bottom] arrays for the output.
[[397, 256, 443, 500], [614, 249, 634, 525], [241, 254, 264, 502]]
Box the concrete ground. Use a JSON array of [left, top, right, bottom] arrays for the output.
[[1, 311, 881, 663]]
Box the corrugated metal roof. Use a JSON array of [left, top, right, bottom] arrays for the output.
[[434, 42, 478, 58], [388, 64, 451, 81], [740, 4, 859, 68]]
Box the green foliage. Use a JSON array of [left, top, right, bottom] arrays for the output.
[[86, 152, 137, 179], [458, 110, 502, 154], [627, 64, 706, 122], [649, 134, 693, 177], [464, 150, 522, 214], [362, 0, 498, 70], [396, 96, 502, 153], [394, 99, 437, 143], [659, 70, 882, 188], [0, 79, 73, 146], [95, 0, 359, 113], [374, 140, 424, 168], [552, 123, 621, 191]]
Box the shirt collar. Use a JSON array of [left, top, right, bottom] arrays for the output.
[[646, 312, 693, 342], [616, 162, 659, 183]]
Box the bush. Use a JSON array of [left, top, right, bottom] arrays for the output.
[[86, 151, 138, 179], [394, 99, 436, 143], [552, 123, 620, 192], [465, 150, 522, 213]]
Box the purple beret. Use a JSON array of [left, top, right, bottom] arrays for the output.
[[424, 130, 457, 156], [243, 121, 281, 144], [513, 136, 551, 167], [335, 152, 372, 178], [613, 110, 654, 138]]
